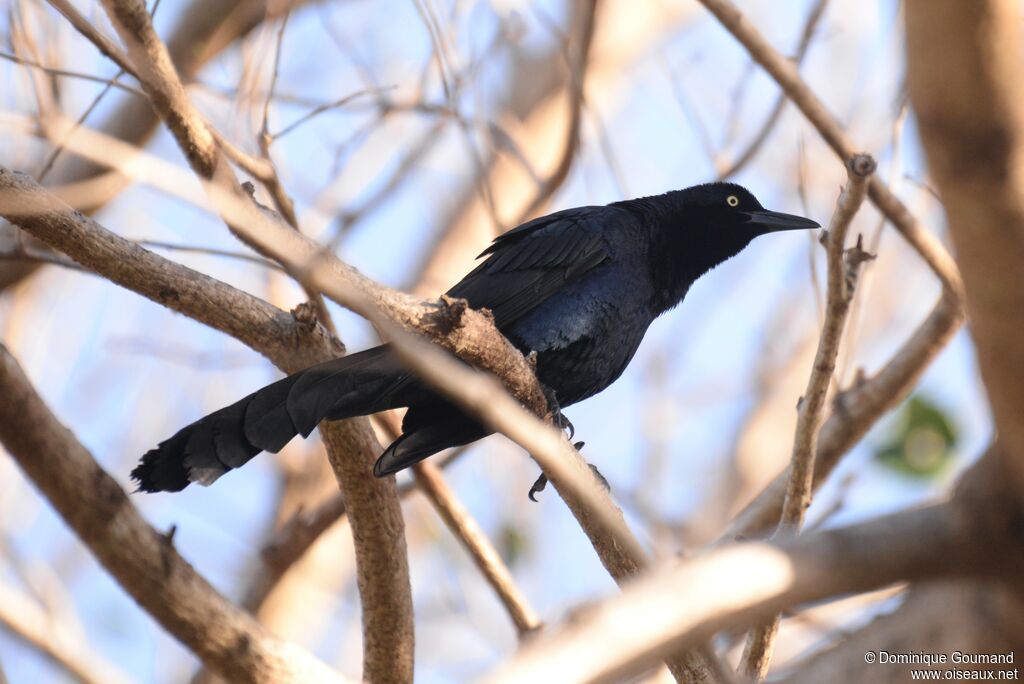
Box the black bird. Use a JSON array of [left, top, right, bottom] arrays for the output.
[[133, 183, 818, 493]]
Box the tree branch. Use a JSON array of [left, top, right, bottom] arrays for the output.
[[93, 2, 416, 678], [0, 581, 134, 684], [695, 0, 963, 296], [905, 0, 1024, 497], [481, 500, 998, 684], [739, 154, 876, 680], [362, 308, 725, 683], [0, 0, 309, 292], [414, 461, 542, 636], [695, 0, 967, 544], [0, 167, 339, 371], [0, 345, 350, 684], [715, 0, 829, 180]]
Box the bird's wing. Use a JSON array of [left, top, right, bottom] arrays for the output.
[[447, 206, 611, 328]]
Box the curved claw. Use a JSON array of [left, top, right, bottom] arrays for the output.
[[561, 415, 575, 440], [528, 473, 548, 502]]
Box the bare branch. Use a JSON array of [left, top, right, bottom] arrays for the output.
[[0, 0, 312, 294], [0, 345, 350, 684], [783, 581, 1024, 683], [45, 0, 136, 75], [715, 0, 829, 180], [696, 0, 963, 296], [0, 50, 143, 96], [740, 154, 876, 680], [723, 289, 962, 541], [515, 0, 598, 224], [481, 502, 994, 684], [696, 0, 967, 544], [905, 0, 1024, 496], [0, 167, 340, 371], [414, 461, 542, 636], [782, 155, 876, 532], [93, 2, 415, 677], [0, 582, 134, 684], [270, 87, 389, 142], [364, 310, 724, 683]]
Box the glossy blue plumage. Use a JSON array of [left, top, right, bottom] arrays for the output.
[[133, 183, 818, 490]]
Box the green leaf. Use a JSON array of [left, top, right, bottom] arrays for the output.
[[874, 396, 958, 478]]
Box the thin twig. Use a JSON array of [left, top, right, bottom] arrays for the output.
[[44, 0, 137, 76], [134, 239, 281, 268], [0, 581, 135, 684], [698, 0, 965, 549], [838, 101, 908, 384], [0, 51, 143, 96], [37, 69, 127, 181], [696, 0, 962, 296], [739, 154, 876, 681], [414, 461, 543, 636], [248, 7, 336, 333], [515, 0, 598, 224], [715, 0, 829, 180], [270, 87, 391, 141], [368, 413, 541, 636], [327, 118, 448, 248]]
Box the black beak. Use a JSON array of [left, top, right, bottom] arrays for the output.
[[743, 209, 820, 233]]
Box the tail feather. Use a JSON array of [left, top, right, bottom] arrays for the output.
[[374, 412, 490, 476], [133, 429, 193, 492], [133, 395, 261, 492], [242, 374, 301, 453], [133, 345, 410, 493], [286, 346, 406, 437]]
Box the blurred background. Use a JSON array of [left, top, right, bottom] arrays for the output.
[[0, 0, 991, 681]]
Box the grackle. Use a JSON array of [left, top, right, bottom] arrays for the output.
[[133, 183, 818, 493]]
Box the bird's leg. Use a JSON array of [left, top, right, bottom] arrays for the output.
[[528, 442, 610, 501], [540, 383, 575, 440]]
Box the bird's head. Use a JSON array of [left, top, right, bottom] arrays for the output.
[[680, 182, 820, 239], [636, 182, 819, 312]]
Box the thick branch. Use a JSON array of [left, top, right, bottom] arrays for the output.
[[0, 345, 349, 684], [95, 2, 416, 677], [0, 168, 338, 372], [905, 0, 1024, 495], [783, 581, 1024, 684], [481, 501, 994, 684], [369, 314, 724, 682]]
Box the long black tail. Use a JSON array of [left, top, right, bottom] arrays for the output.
[[132, 345, 408, 492]]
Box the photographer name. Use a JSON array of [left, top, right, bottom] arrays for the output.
[[877, 651, 1015, 666]]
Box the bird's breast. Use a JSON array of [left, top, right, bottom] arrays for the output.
[[505, 264, 654, 406]]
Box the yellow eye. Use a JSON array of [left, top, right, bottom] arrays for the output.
[[726, 195, 739, 207]]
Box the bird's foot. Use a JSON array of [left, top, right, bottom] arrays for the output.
[[528, 443, 610, 501], [540, 384, 575, 440]]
